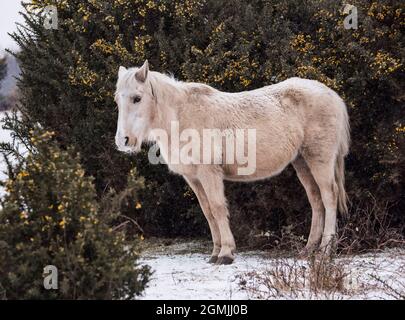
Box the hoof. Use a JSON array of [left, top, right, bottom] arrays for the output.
[[215, 256, 234, 265], [208, 256, 218, 264]]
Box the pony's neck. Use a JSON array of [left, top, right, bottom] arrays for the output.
[[149, 71, 187, 130]]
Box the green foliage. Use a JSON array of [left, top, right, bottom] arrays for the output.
[[10, 0, 404, 249], [0, 120, 150, 299]]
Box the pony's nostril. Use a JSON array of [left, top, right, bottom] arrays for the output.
[[124, 136, 129, 146]]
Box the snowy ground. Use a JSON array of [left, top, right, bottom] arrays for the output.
[[140, 242, 268, 300], [139, 241, 405, 300]]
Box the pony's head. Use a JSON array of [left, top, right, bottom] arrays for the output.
[[114, 60, 155, 153]]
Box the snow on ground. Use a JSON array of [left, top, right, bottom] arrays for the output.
[[339, 252, 405, 299], [139, 241, 405, 300], [140, 251, 266, 300]]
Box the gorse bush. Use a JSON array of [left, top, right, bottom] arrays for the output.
[[0, 122, 150, 299], [9, 0, 404, 249]]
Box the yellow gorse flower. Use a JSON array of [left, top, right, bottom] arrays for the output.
[[59, 218, 66, 228], [20, 211, 28, 219], [17, 171, 29, 179]]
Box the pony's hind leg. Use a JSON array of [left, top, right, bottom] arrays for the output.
[[292, 156, 325, 255], [184, 176, 222, 263], [304, 156, 338, 255]]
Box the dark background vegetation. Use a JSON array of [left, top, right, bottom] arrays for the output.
[[4, 0, 405, 252]]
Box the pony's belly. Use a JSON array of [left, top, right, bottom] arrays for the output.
[[223, 165, 286, 182], [223, 149, 298, 182]]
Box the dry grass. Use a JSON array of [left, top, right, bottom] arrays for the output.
[[237, 249, 405, 300], [337, 197, 405, 254], [238, 253, 349, 299], [307, 255, 347, 293]]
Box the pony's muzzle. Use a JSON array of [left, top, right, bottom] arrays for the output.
[[115, 135, 138, 153], [123, 136, 137, 148]]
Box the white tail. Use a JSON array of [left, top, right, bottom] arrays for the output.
[[335, 101, 350, 216]]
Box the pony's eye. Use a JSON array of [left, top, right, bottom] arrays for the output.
[[132, 96, 141, 104]]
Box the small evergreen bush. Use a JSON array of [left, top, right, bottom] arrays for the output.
[[0, 122, 150, 299]]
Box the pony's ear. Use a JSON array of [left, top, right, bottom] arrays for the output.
[[118, 66, 127, 78], [135, 60, 149, 83]]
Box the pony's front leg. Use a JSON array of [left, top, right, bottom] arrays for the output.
[[183, 176, 221, 263], [198, 170, 236, 265]]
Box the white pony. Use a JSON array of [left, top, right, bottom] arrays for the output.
[[115, 60, 349, 264]]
